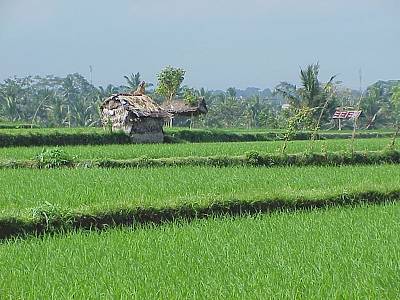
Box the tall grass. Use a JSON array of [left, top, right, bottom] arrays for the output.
[[1, 203, 399, 298]]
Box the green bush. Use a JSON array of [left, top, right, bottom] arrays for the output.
[[34, 148, 75, 168]]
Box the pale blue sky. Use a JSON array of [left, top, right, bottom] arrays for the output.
[[0, 0, 399, 90]]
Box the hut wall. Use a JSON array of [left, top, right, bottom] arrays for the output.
[[101, 107, 130, 133], [127, 116, 164, 143], [101, 108, 165, 143]]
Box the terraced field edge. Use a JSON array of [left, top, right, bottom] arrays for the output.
[[1, 150, 399, 169], [1, 190, 399, 240]]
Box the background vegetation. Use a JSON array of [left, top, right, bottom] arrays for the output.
[[1, 65, 399, 130]]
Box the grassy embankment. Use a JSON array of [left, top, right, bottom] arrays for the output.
[[1, 164, 399, 238], [0, 126, 395, 146]]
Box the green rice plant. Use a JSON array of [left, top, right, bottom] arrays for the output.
[[0, 164, 398, 215], [0, 203, 399, 298], [0, 164, 399, 237], [0, 138, 395, 161]]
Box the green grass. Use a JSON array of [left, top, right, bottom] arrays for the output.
[[0, 138, 394, 160], [1, 164, 399, 219], [1, 203, 399, 298]]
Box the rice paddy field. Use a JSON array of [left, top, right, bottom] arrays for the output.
[[1, 164, 399, 219], [0, 137, 395, 160], [0, 128, 399, 298], [1, 203, 399, 298]]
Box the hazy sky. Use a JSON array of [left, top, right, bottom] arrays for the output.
[[0, 0, 399, 90]]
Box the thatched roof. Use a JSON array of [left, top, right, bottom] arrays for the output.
[[100, 93, 171, 119], [161, 98, 208, 117]]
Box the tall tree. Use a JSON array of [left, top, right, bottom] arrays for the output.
[[390, 85, 400, 122], [123, 72, 154, 92], [124, 72, 141, 91], [389, 84, 400, 147], [362, 84, 387, 129], [155, 66, 185, 103], [275, 63, 337, 125], [98, 84, 119, 98]]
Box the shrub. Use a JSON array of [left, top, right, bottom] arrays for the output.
[[34, 147, 75, 168], [245, 151, 262, 165]]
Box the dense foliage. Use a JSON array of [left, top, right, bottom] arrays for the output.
[[1, 66, 398, 129], [155, 66, 186, 103]]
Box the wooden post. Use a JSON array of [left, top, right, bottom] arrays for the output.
[[338, 118, 342, 131]]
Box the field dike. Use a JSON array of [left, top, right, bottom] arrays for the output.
[[1, 190, 399, 240], [1, 150, 399, 169]]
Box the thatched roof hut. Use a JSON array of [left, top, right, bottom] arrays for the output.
[[100, 93, 171, 143], [161, 98, 208, 117]]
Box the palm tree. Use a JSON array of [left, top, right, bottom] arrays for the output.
[[31, 88, 54, 126], [71, 95, 98, 127], [199, 87, 212, 102], [362, 85, 387, 129], [276, 63, 336, 121], [0, 79, 23, 121], [98, 84, 119, 98], [245, 95, 262, 128], [226, 87, 237, 99], [47, 93, 67, 127], [299, 63, 322, 108], [0, 93, 20, 121], [124, 72, 141, 91], [274, 82, 299, 108], [123, 73, 153, 93]]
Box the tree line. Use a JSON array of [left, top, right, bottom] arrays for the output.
[[0, 65, 399, 129]]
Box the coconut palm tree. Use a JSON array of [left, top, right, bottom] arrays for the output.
[[124, 72, 141, 90], [123, 73, 153, 93], [274, 82, 299, 108], [276, 63, 337, 121], [299, 63, 322, 108], [0, 79, 24, 121], [98, 84, 119, 98]]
